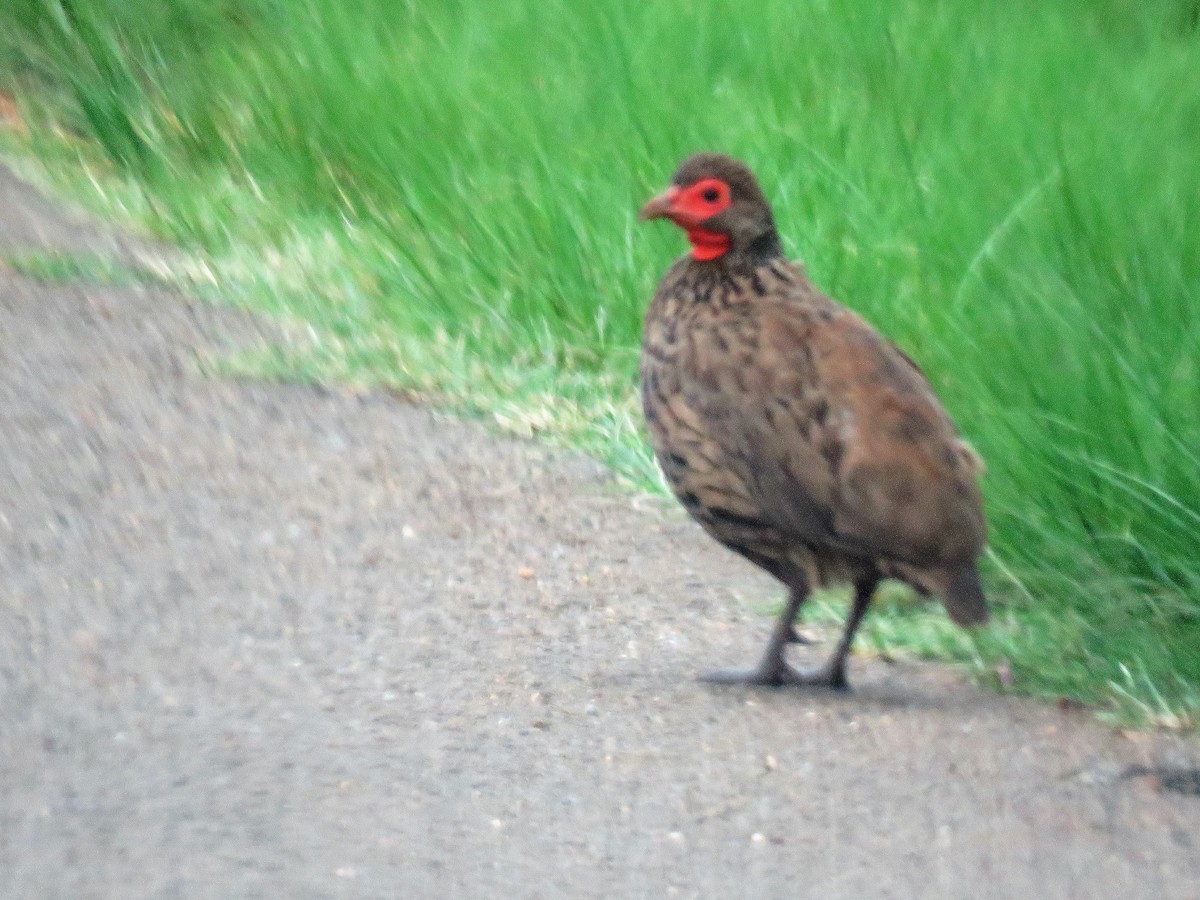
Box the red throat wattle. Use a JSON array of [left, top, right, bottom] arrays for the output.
[[686, 227, 732, 261]]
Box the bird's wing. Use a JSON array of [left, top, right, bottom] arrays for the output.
[[676, 302, 986, 568]]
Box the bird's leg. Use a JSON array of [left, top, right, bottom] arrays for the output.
[[788, 575, 879, 690], [702, 576, 879, 689], [701, 581, 810, 686], [739, 552, 813, 645]]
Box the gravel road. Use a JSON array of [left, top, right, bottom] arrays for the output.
[[1, 162, 1198, 899]]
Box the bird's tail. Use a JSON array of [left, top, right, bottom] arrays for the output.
[[942, 564, 989, 627]]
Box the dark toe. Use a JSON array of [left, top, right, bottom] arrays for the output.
[[699, 667, 789, 687], [700, 664, 851, 691]]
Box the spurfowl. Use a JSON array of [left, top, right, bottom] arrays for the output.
[[639, 153, 988, 689]]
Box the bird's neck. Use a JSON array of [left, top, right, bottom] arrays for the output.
[[744, 230, 784, 264], [693, 229, 784, 276]]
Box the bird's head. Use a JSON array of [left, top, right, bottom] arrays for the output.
[[640, 153, 782, 266]]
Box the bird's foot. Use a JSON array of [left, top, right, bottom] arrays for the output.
[[700, 660, 848, 690]]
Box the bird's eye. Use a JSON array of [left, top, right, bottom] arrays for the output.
[[702, 187, 720, 203]]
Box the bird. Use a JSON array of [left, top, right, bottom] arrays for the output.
[[638, 152, 989, 689]]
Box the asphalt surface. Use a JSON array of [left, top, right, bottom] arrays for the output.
[[1, 161, 1198, 899]]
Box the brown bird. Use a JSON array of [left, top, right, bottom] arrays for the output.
[[639, 153, 988, 689]]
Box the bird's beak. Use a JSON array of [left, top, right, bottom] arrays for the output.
[[639, 186, 680, 221]]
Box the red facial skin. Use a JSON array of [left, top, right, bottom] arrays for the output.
[[640, 177, 733, 261]]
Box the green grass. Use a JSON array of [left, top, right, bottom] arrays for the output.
[[2, 0, 1198, 727], [1, 248, 167, 285]]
